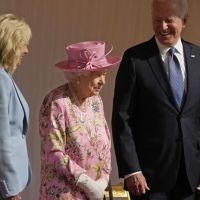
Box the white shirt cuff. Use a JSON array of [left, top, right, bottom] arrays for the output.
[[124, 171, 142, 179]]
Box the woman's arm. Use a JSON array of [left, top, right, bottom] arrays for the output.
[[39, 95, 86, 182]]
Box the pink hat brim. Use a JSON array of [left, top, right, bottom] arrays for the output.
[[55, 56, 121, 72]]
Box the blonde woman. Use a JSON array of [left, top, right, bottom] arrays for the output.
[[0, 13, 32, 200]]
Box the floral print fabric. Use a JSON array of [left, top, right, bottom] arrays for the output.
[[39, 84, 111, 200]]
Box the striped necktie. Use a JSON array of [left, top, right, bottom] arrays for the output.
[[168, 48, 184, 107]]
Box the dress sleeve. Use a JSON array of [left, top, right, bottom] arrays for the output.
[[98, 96, 111, 182], [0, 73, 18, 197], [0, 73, 11, 140], [39, 94, 86, 182]]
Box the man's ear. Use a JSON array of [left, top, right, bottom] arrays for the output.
[[182, 15, 188, 28]]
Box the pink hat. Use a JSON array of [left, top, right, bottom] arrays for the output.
[[55, 41, 121, 72]]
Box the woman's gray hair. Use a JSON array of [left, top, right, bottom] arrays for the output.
[[64, 71, 91, 83]]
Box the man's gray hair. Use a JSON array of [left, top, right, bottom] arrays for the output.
[[152, 0, 188, 19]]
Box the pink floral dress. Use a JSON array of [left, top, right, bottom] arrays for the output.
[[39, 84, 111, 200]]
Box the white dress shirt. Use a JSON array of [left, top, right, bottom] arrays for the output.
[[156, 37, 187, 88]]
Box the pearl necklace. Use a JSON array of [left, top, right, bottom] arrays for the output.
[[68, 84, 88, 123], [67, 84, 100, 142]]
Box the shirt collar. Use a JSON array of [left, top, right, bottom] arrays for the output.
[[155, 37, 183, 56]]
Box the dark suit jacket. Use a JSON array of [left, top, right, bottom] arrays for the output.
[[112, 37, 200, 192]]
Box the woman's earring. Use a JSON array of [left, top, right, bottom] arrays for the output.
[[76, 80, 80, 85]]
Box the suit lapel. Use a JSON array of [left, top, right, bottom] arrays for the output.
[[146, 38, 178, 110], [10, 76, 29, 132]]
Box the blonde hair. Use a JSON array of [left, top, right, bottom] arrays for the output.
[[0, 13, 32, 73]]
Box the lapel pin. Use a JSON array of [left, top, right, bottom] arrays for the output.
[[191, 54, 195, 58]]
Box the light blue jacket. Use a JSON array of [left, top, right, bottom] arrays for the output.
[[0, 66, 31, 198]]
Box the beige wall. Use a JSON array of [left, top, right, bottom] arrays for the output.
[[0, 0, 200, 199]]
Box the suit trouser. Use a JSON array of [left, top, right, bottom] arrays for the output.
[[129, 151, 200, 200]]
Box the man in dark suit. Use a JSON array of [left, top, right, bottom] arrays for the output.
[[112, 0, 200, 199]]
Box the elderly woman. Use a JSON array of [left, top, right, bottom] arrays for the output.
[[0, 14, 32, 200], [39, 41, 121, 200]]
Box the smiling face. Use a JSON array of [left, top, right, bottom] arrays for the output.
[[79, 69, 107, 98], [152, 0, 187, 46]]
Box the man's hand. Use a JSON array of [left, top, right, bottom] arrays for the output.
[[126, 173, 150, 196], [196, 184, 200, 195]]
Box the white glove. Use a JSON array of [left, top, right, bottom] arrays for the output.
[[77, 174, 105, 200], [96, 178, 108, 191]]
